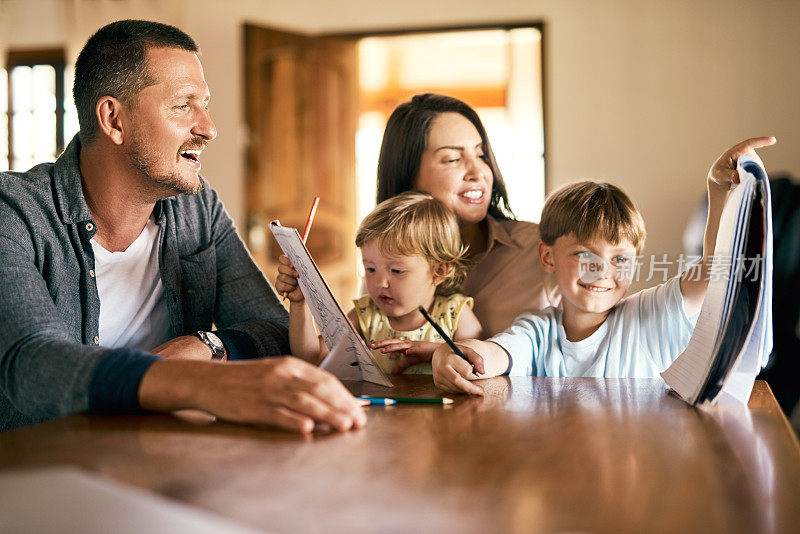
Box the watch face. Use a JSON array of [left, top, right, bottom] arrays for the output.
[[205, 332, 224, 350]]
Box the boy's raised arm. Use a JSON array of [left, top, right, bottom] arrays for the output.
[[680, 137, 776, 317]]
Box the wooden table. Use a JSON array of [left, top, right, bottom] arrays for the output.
[[1, 377, 799, 534]]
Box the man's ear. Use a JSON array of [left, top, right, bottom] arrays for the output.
[[95, 96, 126, 145], [538, 241, 556, 274]]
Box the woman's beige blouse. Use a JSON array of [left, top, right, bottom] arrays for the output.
[[462, 216, 561, 336]]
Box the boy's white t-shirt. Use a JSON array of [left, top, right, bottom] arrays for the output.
[[91, 216, 170, 351], [489, 276, 698, 378]]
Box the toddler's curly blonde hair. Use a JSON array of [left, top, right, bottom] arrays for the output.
[[355, 192, 469, 295]]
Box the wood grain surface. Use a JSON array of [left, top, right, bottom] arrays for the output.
[[1, 378, 798, 534]]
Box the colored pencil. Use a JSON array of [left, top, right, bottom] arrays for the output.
[[301, 196, 320, 244], [283, 197, 319, 302], [417, 306, 477, 373], [359, 396, 453, 405], [358, 397, 396, 406]]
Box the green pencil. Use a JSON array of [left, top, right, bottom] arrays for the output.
[[358, 396, 453, 405]]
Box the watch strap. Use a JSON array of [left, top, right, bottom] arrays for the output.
[[195, 331, 226, 360]]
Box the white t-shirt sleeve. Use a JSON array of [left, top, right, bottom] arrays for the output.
[[626, 275, 698, 371], [488, 309, 557, 376]]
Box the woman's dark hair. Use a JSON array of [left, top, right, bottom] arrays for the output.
[[376, 93, 514, 220], [74, 19, 199, 144]]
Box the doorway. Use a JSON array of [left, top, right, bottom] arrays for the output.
[[355, 27, 545, 225], [244, 23, 545, 303]]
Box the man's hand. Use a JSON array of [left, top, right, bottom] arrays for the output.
[[431, 343, 485, 396], [369, 339, 439, 374], [139, 356, 367, 433], [151, 335, 221, 360]]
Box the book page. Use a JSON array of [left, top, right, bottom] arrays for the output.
[[269, 222, 392, 387], [715, 161, 774, 403], [662, 155, 772, 405], [661, 174, 755, 403], [319, 338, 369, 381]]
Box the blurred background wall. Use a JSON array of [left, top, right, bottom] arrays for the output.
[[2, 0, 799, 291]]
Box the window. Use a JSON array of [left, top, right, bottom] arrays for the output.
[[1, 49, 79, 171]]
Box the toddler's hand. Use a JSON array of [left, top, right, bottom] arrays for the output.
[[369, 339, 439, 374], [275, 255, 305, 303], [431, 343, 484, 396]]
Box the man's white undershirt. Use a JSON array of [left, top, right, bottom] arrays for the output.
[[91, 216, 170, 351]]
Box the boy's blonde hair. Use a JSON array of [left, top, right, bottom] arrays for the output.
[[355, 192, 469, 295], [540, 181, 646, 254]]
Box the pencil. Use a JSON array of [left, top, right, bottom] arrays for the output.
[[359, 396, 453, 405], [358, 397, 396, 406], [301, 196, 320, 244], [417, 306, 477, 374], [283, 197, 320, 302]]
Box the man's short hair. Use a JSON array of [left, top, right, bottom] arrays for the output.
[[540, 181, 646, 254], [73, 19, 199, 144]]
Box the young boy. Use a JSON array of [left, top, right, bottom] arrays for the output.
[[432, 137, 776, 395]]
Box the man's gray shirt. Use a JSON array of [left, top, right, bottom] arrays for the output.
[[0, 136, 290, 431]]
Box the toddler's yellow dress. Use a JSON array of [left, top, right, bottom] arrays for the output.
[[352, 293, 473, 374]]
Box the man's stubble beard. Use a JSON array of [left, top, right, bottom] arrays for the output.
[[126, 130, 203, 198]]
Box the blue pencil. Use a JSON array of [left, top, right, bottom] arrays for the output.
[[358, 397, 396, 406]]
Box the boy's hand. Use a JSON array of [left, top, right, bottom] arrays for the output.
[[369, 339, 439, 374], [276, 254, 305, 303], [681, 136, 776, 318], [432, 343, 485, 396], [707, 136, 776, 194]]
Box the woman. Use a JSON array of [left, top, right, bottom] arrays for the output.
[[377, 93, 560, 336]]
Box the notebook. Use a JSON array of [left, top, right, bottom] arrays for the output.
[[661, 155, 773, 405], [269, 221, 392, 387]]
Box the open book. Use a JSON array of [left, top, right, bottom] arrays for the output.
[[269, 221, 392, 387], [661, 155, 773, 406]]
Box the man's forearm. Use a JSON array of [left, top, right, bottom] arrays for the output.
[[138, 358, 216, 412], [150, 334, 222, 360]]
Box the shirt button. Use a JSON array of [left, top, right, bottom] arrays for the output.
[[89, 269, 95, 278], [85, 223, 94, 232], [93, 336, 99, 345]]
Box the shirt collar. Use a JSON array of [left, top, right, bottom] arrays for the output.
[[53, 133, 167, 225], [484, 214, 519, 252], [53, 134, 93, 224]]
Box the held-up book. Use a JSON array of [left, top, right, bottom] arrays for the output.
[[661, 155, 773, 406], [269, 221, 393, 387]]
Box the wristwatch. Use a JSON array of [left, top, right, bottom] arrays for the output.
[[195, 331, 227, 360]]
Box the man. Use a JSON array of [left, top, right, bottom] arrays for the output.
[[0, 20, 365, 433]]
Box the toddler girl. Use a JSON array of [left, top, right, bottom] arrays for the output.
[[276, 191, 482, 374]]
